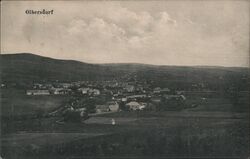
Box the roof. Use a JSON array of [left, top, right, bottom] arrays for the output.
[[126, 101, 141, 106], [107, 101, 118, 105]]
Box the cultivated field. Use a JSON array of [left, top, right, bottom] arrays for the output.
[[1, 110, 249, 159]]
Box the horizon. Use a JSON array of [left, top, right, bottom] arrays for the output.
[[1, 1, 249, 67], [2, 52, 249, 68]]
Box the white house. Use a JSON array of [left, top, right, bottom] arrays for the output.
[[107, 101, 119, 112], [126, 101, 142, 111], [78, 88, 90, 94]]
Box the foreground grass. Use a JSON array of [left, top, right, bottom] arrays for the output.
[[1, 111, 249, 159]]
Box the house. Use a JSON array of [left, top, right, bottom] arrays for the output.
[[161, 88, 170, 94], [75, 107, 87, 112], [51, 88, 62, 95], [88, 88, 100, 95], [125, 85, 135, 92], [121, 97, 127, 102], [127, 94, 147, 100], [126, 101, 146, 110], [95, 105, 110, 113], [153, 87, 161, 94], [33, 83, 43, 89], [78, 88, 89, 94], [51, 88, 71, 95], [153, 87, 170, 94], [138, 103, 147, 110], [61, 83, 72, 88], [26, 90, 50, 95], [78, 88, 100, 95], [107, 101, 119, 112]]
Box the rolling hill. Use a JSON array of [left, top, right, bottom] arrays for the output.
[[1, 53, 249, 90]]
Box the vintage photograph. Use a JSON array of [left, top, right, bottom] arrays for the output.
[[1, 0, 249, 158]]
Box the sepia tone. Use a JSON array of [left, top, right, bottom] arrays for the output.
[[0, 0, 249, 159]]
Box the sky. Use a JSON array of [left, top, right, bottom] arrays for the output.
[[1, 0, 249, 67]]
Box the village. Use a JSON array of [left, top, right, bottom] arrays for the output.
[[24, 78, 190, 118]]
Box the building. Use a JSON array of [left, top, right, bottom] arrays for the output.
[[121, 97, 127, 102], [126, 101, 142, 111], [78, 88, 100, 95], [153, 87, 170, 94], [78, 88, 90, 94], [153, 87, 161, 94], [107, 101, 119, 112], [161, 88, 170, 94], [96, 105, 110, 113], [125, 85, 135, 92], [89, 89, 100, 95], [61, 83, 72, 88], [75, 107, 87, 112], [26, 90, 50, 95], [51, 88, 71, 95], [127, 94, 147, 100]]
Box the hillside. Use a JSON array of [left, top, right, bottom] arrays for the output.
[[1, 53, 249, 90], [0, 53, 130, 83]]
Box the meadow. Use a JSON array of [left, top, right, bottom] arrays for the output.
[[1, 110, 249, 159], [1, 88, 249, 159], [1, 88, 70, 117]]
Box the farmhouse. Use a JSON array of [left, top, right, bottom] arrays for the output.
[[107, 101, 119, 112], [78, 88, 89, 94], [26, 90, 50, 95], [126, 101, 145, 110]]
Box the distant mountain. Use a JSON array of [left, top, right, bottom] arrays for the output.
[[0, 53, 131, 83], [1, 53, 249, 90]]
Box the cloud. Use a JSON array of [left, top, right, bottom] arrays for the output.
[[1, 1, 249, 67]]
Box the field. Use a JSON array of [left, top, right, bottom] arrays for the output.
[[1, 88, 70, 117], [1, 110, 249, 159], [1, 89, 249, 159]]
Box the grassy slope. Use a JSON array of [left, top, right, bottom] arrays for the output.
[[1, 53, 249, 86], [1, 52, 249, 117], [1, 112, 249, 158], [1, 88, 70, 117]]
